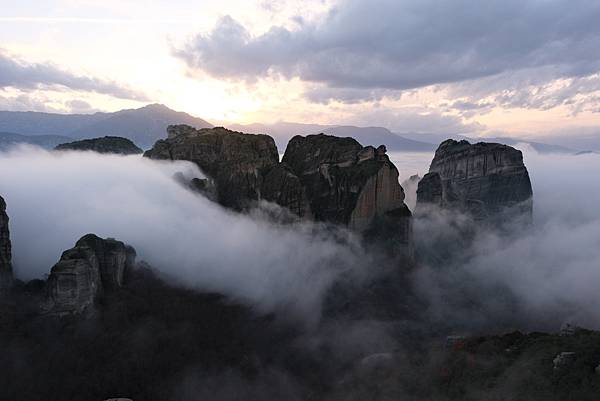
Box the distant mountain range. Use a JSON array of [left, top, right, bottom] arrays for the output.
[[0, 104, 595, 153], [0, 104, 212, 149], [227, 122, 436, 151], [0, 132, 73, 151], [228, 121, 582, 154]]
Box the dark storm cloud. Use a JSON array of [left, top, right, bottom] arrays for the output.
[[0, 50, 149, 100], [175, 0, 600, 103]]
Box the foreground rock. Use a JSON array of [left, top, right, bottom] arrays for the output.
[[417, 139, 533, 219], [55, 136, 143, 155], [45, 234, 136, 315], [144, 125, 279, 210], [0, 196, 13, 290]]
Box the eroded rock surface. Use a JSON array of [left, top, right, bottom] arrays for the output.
[[267, 135, 408, 231], [144, 125, 279, 210], [46, 234, 136, 315], [55, 136, 143, 155], [417, 139, 533, 219], [0, 196, 13, 290]]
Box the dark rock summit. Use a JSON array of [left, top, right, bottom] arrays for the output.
[[417, 139, 533, 219], [266, 134, 410, 232], [0, 196, 13, 290], [145, 128, 413, 255], [45, 234, 136, 315], [144, 125, 279, 210], [55, 136, 143, 155]]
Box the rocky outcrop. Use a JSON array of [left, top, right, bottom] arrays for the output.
[[266, 134, 409, 231], [55, 136, 143, 154], [46, 234, 136, 315], [145, 128, 412, 253], [144, 125, 279, 210], [417, 139, 533, 219], [0, 196, 13, 290]]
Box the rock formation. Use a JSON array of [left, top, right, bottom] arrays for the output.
[[144, 125, 279, 210], [264, 134, 413, 257], [145, 127, 412, 253], [55, 136, 143, 155], [46, 234, 136, 315], [0, 196, 13, 290], [417, 139, 533, 219], [265, 134, 410, 231]]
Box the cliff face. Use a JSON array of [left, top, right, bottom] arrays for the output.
[[417, 140, 533, 219], [271, 135, 408, 231], [55, 136, 143, 155], [46, 234, 136, 315], [144, 125, 279, 210], [0, 196, 13, 290]]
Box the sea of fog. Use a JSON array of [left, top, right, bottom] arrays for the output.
[[0, 145, 599, 329]]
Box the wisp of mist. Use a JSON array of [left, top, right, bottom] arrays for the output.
[[402, 145, 600, 331], [0, 145, 366, 322]]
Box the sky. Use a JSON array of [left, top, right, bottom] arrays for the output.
[[1, 0, 600, 139]]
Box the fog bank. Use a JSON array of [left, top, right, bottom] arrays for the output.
[[0, 146, 367, 321], [411, 147, 600, 331], [1, 145, 599, 330]]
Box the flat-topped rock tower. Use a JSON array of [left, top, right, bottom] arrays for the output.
[[417, 139, 533, 220]]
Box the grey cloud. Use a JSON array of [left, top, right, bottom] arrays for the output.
[[175, 0, 600, 103], [65, 99, 97, 113], [446, 68, 600, 116], [0, 50, 149, 101], [0, 93, 59, 113], [0, 93, 101, 114], [303, 85, 398, 104]]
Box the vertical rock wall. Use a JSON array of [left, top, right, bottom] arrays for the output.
[[0, 196, 13, 290]]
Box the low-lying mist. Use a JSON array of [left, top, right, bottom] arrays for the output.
[[404, 146, 600, 331], [0, 145, 599, 331], [0, 146, 367, 322]]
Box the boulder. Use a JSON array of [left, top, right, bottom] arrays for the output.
[[46, 234, 136, 315], [55, 136, 143, 155], [0, 196, 13, 290], [417, 139, 533, 219], [144, 125, 279, 210]]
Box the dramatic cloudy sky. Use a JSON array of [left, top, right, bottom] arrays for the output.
[[2, 0, 600, 138]]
